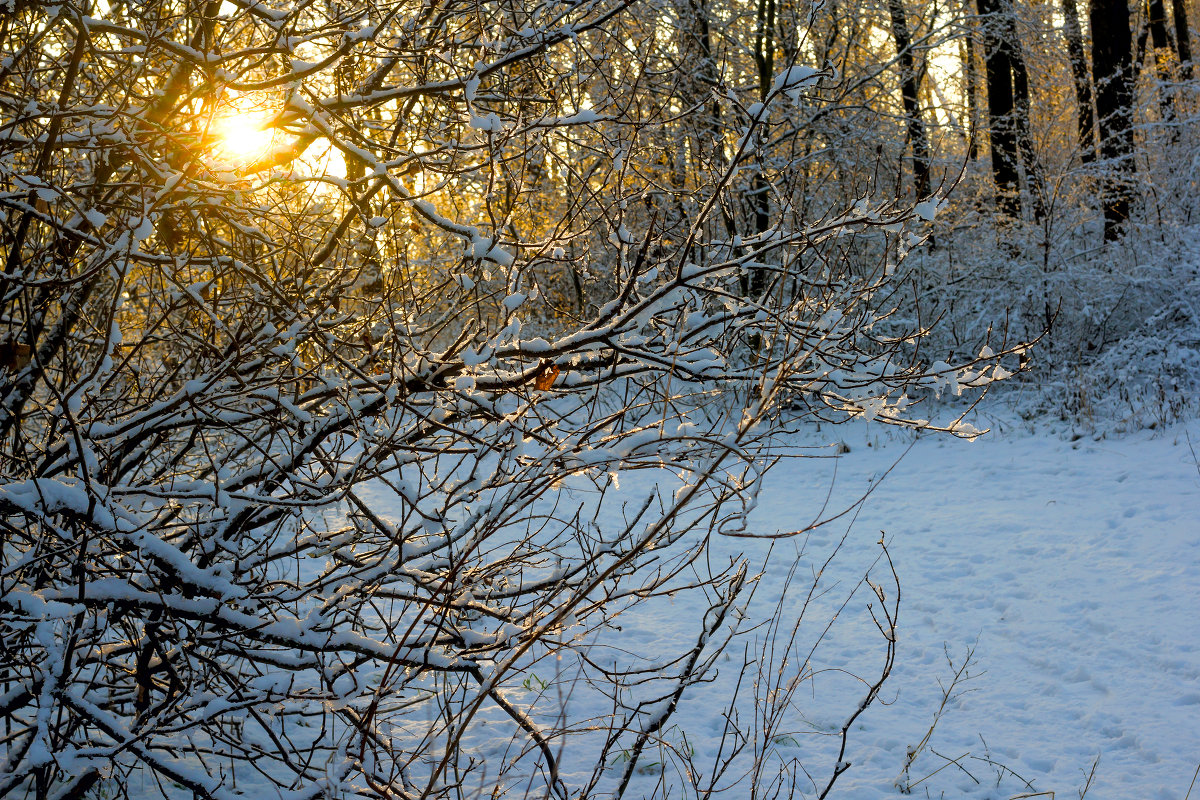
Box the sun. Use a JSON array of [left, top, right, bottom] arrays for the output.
[[211, 105, 277, 166]]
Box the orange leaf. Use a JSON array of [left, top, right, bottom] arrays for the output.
[[0, 341, 32, 373], [534, 364, 560, 391]]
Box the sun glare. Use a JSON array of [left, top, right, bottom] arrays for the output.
[[212, 107, 276, 166]]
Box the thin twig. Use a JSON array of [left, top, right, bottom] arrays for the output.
[[1184, 760, 1200, 800], [908, 750, 976, 789], [1077, 753, 1100, 800]]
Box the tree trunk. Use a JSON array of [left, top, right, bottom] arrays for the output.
[[678, 0, 726, 177], [1007, 23, 1047, 218], [1134, 17, 1151, 81], [977, 0, 1020, 215], [964, 31, 980, 160], [753, 0, 777, 100], [748, 0, 776, 297], [1148, 0, 1178, 118], [1148, 0, 1177, 53], [676, 0, 741, 255], [1172, 0, 1193, 78], [887, 0, 933, 199], [1090, 0, 1136, 239], [1061, 0, 1098, 162], [977, 0, 1046, 217]]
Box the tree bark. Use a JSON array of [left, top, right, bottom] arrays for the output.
[[887, 0, 933, 199], [1148, 0, 1177, 53], [1008, 24, 1047, 218], [976, 0, 1045, 218], [676, 0, 740, 250], [1172, 0, 1193, 78], [1090, 0, 1136, 239], [748, 0, 776, 297], [964, 31, 980, 160], [1061, 0, 1098, 162], [977, 0, 1020, 214], [1148, 0, 1178, 118]]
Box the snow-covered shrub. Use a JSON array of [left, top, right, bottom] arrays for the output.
[[1076, 294, 1200, 429], [0, 1, 1013, 798], [897, 206, 1200, 430], [891, 67, 1200, 432]]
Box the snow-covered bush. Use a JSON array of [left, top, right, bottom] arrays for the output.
[[897, 196, 1200, 430], [892, 67, 1200, 432], [0, 1, 1014, 798]]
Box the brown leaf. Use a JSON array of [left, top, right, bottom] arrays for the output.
[[534, 364, 559, 391], [1, 341, 32, 373]]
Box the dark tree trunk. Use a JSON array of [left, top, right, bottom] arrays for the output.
[[965, 31, 980, 160], [887, 0, 933, 199], [747, 0, 776, 297], [1148, 0, 1178, 118], [1134, 18, 1151, 81], [978, 0, 1042, 218], [1172, 0, 1193, 78], [1090, 0, 1136, 239], [753, 0, 777, 100], [1148, 0, 1177, 53], [677, 0, 744, 266], [679, 0, 726, 167], [1008, 26, 1047, 218], [978, 0, 1021, 215], [1061, 0, 1098, 161]]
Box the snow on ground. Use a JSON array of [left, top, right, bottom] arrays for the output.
[[335, 407, 1200, 799], [150, 406, 1200, 800], [644, 411, 1200, 799]]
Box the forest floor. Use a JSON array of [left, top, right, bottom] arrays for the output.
[[197, 400, 1200, 800], [545, 404, 1200, 799]]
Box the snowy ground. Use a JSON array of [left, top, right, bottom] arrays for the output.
[[635, 410, 1200, 799], [321, 406, 1200, 799], [132, 406, 1200, 800]]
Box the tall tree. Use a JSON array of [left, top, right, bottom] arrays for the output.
[[1061, 0, 1099, 162], [964, 27, 981, 160], [748, 0, 777, 297], [887, 0, 934, 199], [1090, 0, 1137, 238], [978, 0, 1020, 213], [976, 0, 1043, 217], [1172, 0, 1194, 77], [1148, 0, 1179, 54], [1008, 25, 1048, 217], [1147, 0, 1179, 117]]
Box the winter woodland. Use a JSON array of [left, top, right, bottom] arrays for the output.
[[0, 0, 1197, 797]]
